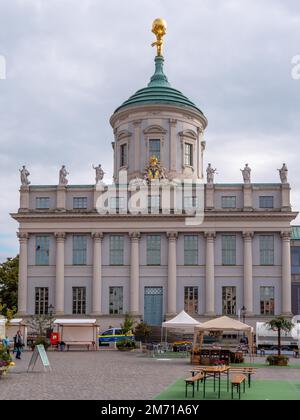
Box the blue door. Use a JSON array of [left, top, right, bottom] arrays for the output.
[[144, 287, 163, 326]]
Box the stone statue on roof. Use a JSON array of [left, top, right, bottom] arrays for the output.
[[278, 163, 288, 184], [206, 163, 217, 184], [59, 165, 69, 185], [20, 165, 30, 186], [93, 164, 105, 184], [241, 164, 251, 184]]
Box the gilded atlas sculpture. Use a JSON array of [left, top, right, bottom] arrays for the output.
[[151, 18, 167, 56], [144, 155, 167, 184]]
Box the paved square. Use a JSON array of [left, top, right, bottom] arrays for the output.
[[1, 351, 300, 400]]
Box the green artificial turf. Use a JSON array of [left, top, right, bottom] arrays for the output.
[[155, 378, 300, 400], [231, 362, 300, 369]]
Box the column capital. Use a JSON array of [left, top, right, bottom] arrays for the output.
[[54, 232, 66, 241], [167, 231, 178, 240], [17, 232, 29, 241], [281, 231, 292, 240], [92, 232, 104, 241], [129, 231, 141, 241], [132, 119, 142, 127], [242, 231, 254, 240], [169, 118, 177, 126], [204, 231, 216, 240]]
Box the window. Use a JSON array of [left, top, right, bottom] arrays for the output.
[[148, 195, 160, 211], [292, 247, 300, 274], [110, 197, 125, 210], [36, 236, 50, 265], [222, 235, 236, 265], [222, 286, 236, 315], [221, 196, 236, 209], [184, 143, 193, 166], [110, 235, 124, 265], [72, 287, 86, 315], [184, 235, 198, 265], [259, 196, 274, 209], [73, 197, 87, 209], [184, 196, 199, 209], [147, 235, 161, 265], [120, 144, 128, 167], [73, 235, 87, 265], [184, 287, 198, 314], [35, 287, 49, 315], [260, 235, 274, 265], [260, 287, 275, 315], [36, 197, 50, 209], [109, 287, 123, 314], [149, 139, 161, 161]]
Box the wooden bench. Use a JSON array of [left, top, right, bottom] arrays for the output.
[[185, 372, 204, 398], [229, 367, 256, 388], [231, 374, 246, 399], [65, 341, 95, 351]]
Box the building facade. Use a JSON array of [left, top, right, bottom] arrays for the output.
[[11, 25, 298, 330]]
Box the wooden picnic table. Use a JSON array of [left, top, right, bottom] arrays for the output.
[[201, 366, 230, 399]]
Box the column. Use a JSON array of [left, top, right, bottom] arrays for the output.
[[243, 184, 253, 210], [281, 231, 292, 315], [19, 186, 29, 211], [129, 232, 140, 315], [56, 185, 66, 211], [204, 232, 216, 316], [17, 232, 29, 315], [55, 232, 66, 315], [243, 231, 254, 315], [133, 120, 141, 175], [169, 118, 177, 175], [92, 232, 103, 315], [281, 184, 291, 211], [205, 184, 214, 210], [167, 232, 178, 316]]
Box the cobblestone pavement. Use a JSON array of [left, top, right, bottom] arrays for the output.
[[1, 352, 300, 400]]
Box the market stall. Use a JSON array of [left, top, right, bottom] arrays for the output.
[[193, 316, 254, 365], [53, 319, 99, 351], [161, 310, 202, 349], [6, 319, 27, 347]]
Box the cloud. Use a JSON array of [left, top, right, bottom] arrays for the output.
[[0, 0, 299, 260]]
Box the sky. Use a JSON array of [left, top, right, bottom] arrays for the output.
[[0, 0, 299, 261]]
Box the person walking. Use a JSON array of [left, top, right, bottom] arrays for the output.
[[14, 330, 24, 360]]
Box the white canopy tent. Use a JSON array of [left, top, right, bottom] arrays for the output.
[[161, 310, 202, 343], [53, 319, 99, 349], [6, 319, 27, 346]]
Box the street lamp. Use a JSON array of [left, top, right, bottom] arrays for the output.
[[48, 304, 54, 317], [241, 306, 247, 324]]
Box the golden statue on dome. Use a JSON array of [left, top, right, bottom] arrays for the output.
[[151, 18, 167, 56], [144, 155, 167, 183]]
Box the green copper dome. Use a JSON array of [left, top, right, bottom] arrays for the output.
[[114, 56, 204, 115]]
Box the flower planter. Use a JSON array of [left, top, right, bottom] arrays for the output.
[[266, 355, 289, 366], [117, 347, 135, 352]]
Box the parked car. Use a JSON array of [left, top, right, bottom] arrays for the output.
[[98, 328, 135, 346]]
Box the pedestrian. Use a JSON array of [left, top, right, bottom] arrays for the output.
[[14, 330, 24, 360]]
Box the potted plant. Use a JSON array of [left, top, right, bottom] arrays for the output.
[[116, 339, 136, 352], [265, 317, 294, 366], [0, 344, 14, 378], [266, 354, 289, 366]]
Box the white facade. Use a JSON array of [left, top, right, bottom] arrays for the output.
[[11, 50, 298, 330]]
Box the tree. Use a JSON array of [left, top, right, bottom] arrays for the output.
[[120, 313, 136, 335], [134, 322, 152, 343], [0, 256, 19, 312], [266, 316, 294, 356]]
